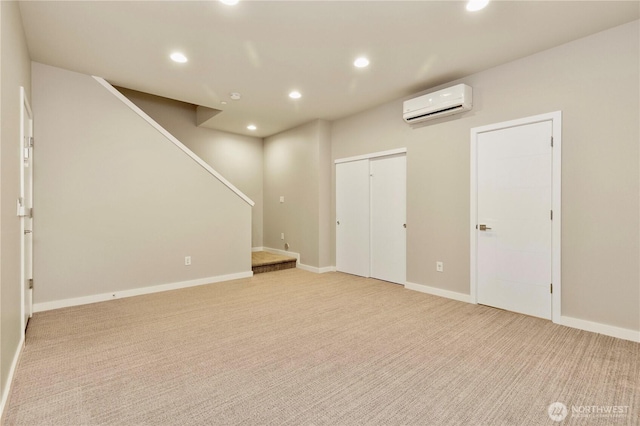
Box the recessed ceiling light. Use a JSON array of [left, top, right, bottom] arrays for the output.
[[220, 0, 239, 5], [230, 92, 241, 100], [466, 0, 489, 12], [170, 52, 188, 63], [354, 57, 370, 68], [247, 124, 257, 131], [289, 91, 302, 99]]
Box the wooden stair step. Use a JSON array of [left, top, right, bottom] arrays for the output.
[[251, 251, 297, 274]]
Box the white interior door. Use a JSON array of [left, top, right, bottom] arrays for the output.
[[20, 87, 34, 331], [336, 160, 370, 277], [370, 155, 406, 284], [476, 120, 552, 319]]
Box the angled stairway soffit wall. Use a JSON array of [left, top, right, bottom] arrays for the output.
[[93, 76, 254, 207]]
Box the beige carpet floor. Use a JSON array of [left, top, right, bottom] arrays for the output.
[[3, 269, 639, 425]]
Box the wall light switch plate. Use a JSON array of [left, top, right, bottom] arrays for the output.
[[280, 196, 285, 203], [280, 233, 285, 240], [185, 256, 192, 266], [436, 261, 443, 272]]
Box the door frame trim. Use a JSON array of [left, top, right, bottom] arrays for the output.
[[470, 111, 562, 321], [20, 86, 34, 335], [335, 148, 407, 164]]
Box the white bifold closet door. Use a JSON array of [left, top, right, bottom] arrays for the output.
[[336, 159, 370, 277], [370, 155, 406, 284], [336, 153, 406, 285]]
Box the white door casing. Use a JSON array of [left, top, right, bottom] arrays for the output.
[[471, 112, 561, 321], [370, 155, 407, 285], [20, 86, 34, 332]]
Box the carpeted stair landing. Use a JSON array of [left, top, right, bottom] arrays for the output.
[[251, 251, 297, 274]]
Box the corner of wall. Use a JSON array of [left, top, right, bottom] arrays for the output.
[[263, 120, 324, 267], [317, 119, 332, 268], [32, 63, 252, 306], [0, 0, 32, 417]]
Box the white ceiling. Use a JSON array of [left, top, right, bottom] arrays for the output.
[[19, 1, 639, 138]]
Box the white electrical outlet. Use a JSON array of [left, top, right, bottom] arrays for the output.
[[280, 233, 285, 240], [436, 261, 443, 272], [185, 256, 191, 266]]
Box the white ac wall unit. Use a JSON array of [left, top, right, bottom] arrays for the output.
[[403, 84, 472, 124]]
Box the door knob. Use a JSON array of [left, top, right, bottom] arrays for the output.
[[337, 221, 340, 225], [24, 229, 32, 234], [403, 224, 407, 228], [478, 224, 492, 231]]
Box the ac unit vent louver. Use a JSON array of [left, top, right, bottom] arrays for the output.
[[403, 84, 472, 125]]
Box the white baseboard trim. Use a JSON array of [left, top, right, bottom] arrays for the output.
[[251, 247, 264, 252], [556, 315, 640, 343], [0, 334, 24, 419], [404, 281, 639, 343], [297, 263, 336, 274], [33, 271, 253, 313], [404, 281, 473, 304]]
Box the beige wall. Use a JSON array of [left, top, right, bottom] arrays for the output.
[[0, 0, 31, 403], [263, 120, 331, 268], [331, 21, 639, 331], [32, 62, 251, 304], [317, 121, 332, 268], [117, 89, 264, 248]]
